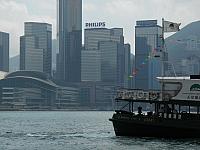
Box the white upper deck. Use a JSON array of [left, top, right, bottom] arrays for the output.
[[157, 77, 190, 81], [157, 76, 200, 101]]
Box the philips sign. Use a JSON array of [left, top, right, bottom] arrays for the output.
[[85, 22, 106, 28]]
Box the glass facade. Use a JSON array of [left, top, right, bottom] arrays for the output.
[[82, 28, 125, 82], [57, 0, 82, 82], [56, 86, 80, 109], [100, 41, 125, 87], [20, 22, 52, 75], [0, 71, 57, 110], [84, 28, 123, 50], [20, 36, 44, 72], [81, 50, 101, 81], [124, 44, 131, 88], [0, 32, 9, 72], [135, 20, 163, 90]]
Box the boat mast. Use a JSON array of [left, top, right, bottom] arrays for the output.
[[161, 18, 165, 101]]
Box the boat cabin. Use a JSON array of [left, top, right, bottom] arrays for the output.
[[115, 75, 200, 120], [158, 75, 200, 101]]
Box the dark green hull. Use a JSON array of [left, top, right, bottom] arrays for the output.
[[110, 114, 200, 138]]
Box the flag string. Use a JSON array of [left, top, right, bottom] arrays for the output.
[[129, 48, 161, 79]]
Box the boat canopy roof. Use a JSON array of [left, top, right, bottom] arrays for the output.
[[157, 77, 190, 80], [157, 75, 200, 82]]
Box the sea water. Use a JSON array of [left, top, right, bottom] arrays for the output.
[[0, 111, 200, 150]]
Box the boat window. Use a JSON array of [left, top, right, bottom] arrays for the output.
[[163, 82, 182, 99]]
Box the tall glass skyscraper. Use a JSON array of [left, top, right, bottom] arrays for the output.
[[57, 0, 82, 82], [100, 41, 125, 87], [20, 22, 52, 75], [135, 20, 163, 90], [0, 31, 9, 72]]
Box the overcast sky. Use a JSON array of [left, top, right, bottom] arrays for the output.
[[0, 0, 200, 57]]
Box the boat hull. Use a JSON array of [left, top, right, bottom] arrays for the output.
[[110, 118, 200, 138]]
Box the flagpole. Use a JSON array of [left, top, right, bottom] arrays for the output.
[[162, 18, 164, 77], [161, 18, 165, 101]]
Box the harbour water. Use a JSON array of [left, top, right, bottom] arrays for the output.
[[0, 111, 200, 150]]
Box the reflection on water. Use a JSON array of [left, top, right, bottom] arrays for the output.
[[0, 111, 200, 150]]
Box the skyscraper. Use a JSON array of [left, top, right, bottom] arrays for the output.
[[130, 53, 135, 88], [81, 28, 124, 82], [124, 44, 131, 88], [100, 41, 125, 87], [84, 28, 124, 50], [0, 31, 9, 72], [57, 0, 82, 82], [20, 22, 52, 75], [135, 20, 163, 90], [81, 50, 101, 81]]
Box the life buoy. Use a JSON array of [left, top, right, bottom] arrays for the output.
[[137, 92, 144, 99], [150, 92, 158, 100], [131, 92, 136, 99]]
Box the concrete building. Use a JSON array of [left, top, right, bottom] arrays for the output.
[[81, 50, 101, 81], [100, 41, 125, 87], [20, 36, 44, 72], [57, 0, 82, 82], [84, 28, 124, 50], [130, 53, 135, 88], [81, 28, 124, 82], [95, 82, 116, 110], [135, 20, 163, 90], [0, 32, 9, 72], [124, 44, 131, 88], [20, 22, 52, 75], [78, 81, 116, 110], [56, 86, 80, 109], [52, 39, 58, 72], [0, 71, 57, 110]]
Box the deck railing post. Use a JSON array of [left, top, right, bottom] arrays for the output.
[[189, 105, 191, 114], [132, 102, 134, 113]]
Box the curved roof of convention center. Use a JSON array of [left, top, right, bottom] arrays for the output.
[[6, 71, 49, 81], [4, 71, 58, 88]]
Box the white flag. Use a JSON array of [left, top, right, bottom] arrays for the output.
[[164, 21, 181, 32]]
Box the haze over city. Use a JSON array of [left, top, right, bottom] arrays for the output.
[[1, 0, 200, 149], [0, 0, 199, 57]]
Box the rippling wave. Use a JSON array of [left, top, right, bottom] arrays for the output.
[[0, 111, 200, 150]]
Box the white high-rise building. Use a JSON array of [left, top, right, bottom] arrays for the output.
[[81, 28, 124, 82], [20, 22, 52, 74], [84, 28, 123, 50]]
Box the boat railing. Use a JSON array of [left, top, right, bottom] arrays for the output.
[[158, 112, 200, 120], [115, 89, 180, 101], [113, 110, 200, 122], [116, 89, 160, 101]]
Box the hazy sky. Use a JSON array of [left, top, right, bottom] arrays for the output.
[[0, 0, 200, 57]]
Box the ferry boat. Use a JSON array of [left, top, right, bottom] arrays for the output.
[[109, 75, 200, 138]]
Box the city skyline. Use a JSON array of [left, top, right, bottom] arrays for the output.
[[0, 0, 199, 57]]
